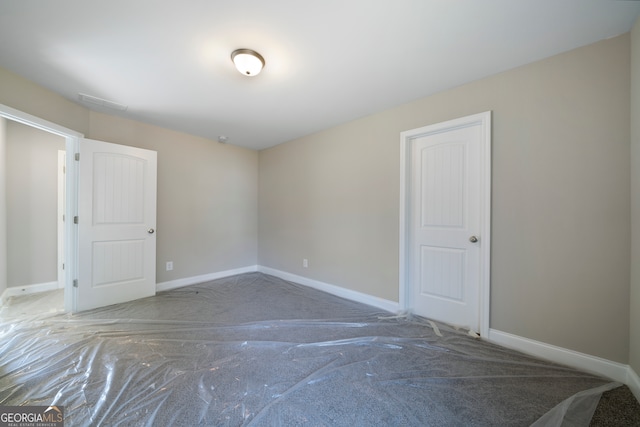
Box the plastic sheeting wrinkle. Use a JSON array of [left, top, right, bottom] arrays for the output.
[[427, 320, 443, 337]]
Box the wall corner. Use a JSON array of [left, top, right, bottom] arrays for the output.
[[629, 16, 640, 374]]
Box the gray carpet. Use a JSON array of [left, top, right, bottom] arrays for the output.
[[590, 385, 640, 426], [0, 273, 636, 426]]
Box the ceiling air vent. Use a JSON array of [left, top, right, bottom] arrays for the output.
[[78, 93, 128, 111]]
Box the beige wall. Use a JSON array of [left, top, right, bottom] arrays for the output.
[[0, 66, 258, 287], [6, 121, 64, 287], [87, 112, 258, 283], [630, 18, 640, 373], [0, 118, 6, 296], [259, 114, 399, 298], [0, 67, 88, 135], [259, 34, 631, 363]]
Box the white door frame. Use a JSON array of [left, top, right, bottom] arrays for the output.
[[0, 103, 82, 312], [57, 150, 66, 290], [399, 111, 492, 337]]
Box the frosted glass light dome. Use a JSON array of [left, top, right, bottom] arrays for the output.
[[231, 49, 265, 76]]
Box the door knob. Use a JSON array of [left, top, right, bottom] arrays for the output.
[[148, 228, 155, 234], [469, 235, 478, 243]]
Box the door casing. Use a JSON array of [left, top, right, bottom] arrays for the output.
[[399, 111, 492, 337], [57, 150, 66, 290]]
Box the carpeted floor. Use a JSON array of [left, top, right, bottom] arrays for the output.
[[1, 272, 638, 426], [590, 385, 640, 426]]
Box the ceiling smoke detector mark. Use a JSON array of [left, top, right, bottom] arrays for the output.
[[78, 93, 128, 111]]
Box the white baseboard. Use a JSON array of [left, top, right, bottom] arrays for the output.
[[488, 329, 630, 385], [156, 265, 258, 292], [2, 281, 60, 299], [258, 266, 399, 313], [627, 366, 640, 402]]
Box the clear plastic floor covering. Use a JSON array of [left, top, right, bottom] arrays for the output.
[[0, 273, 619, 426]]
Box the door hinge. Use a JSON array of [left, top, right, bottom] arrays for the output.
[[74, 216, 78, 224], [73, 279, 78, 288], [75, 153, 80, 161]]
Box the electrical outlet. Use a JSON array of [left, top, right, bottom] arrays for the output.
[[166, 261, 173, 271], [303, 258, 308, 268]]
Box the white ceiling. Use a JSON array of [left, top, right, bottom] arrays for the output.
[[1, 1, 639, 150]]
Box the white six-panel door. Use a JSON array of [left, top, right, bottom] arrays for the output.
[[77, 138, 157, 311], [401, 112, 491, 335]]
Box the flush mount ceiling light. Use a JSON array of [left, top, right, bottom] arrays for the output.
[[231, 49, 265, 76]]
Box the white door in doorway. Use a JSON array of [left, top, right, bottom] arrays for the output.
[[77, 138, 157, 311], [402, 112, 490, 334]]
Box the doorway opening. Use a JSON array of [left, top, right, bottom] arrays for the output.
[[1, 104, 158, 314], [0, 103, 81, 313]]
